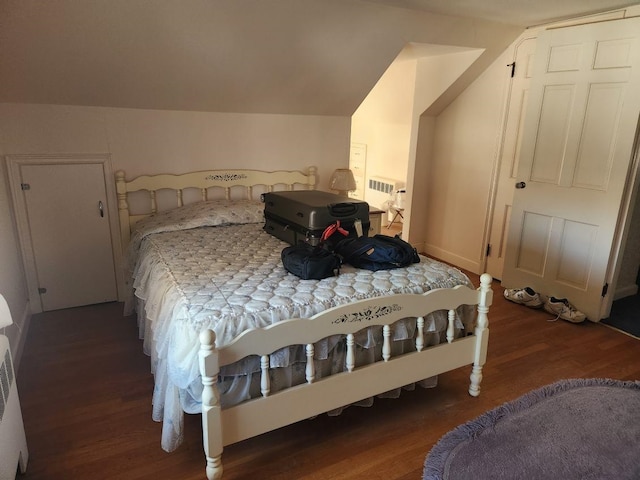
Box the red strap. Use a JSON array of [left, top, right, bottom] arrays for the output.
[[321, 221, 349, 241]]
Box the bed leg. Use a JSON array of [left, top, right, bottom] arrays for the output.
[[469, 365, 484, 397], [200, 330, 224, 480], [205, 456, 223, 480], [469, 273, 492, 397]]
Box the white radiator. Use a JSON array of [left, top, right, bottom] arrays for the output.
[[0, 305, 28, 480], [366, 176, 404, 223]]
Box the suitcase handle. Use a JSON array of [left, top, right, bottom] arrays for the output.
[[328, 202, 358, 217]]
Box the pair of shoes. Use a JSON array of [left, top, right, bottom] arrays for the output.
[[543, 297, 586, 323], [503, 287, 544, 309]]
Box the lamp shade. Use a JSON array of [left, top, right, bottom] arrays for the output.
[[0, 294, 13, 329], [329, 169, 357, 196]]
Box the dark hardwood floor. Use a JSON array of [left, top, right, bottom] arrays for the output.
[[17, 273, 640, 480]]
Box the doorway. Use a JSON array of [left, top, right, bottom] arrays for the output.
[[351, 43, 484, 248], [6, 154, 123, 312]]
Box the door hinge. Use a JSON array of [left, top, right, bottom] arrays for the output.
[[38, 287, 47, 294], [507, 61, 516, 78], [601, 283, 609, 297], [21, 183, 31, 191], [486, 243, 492, 256]]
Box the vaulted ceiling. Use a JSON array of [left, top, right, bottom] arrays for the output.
[[0, 0, 638, 116]]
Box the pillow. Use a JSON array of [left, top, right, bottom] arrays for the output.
[[127, 199, 265, 270], [132, 199, 264, 238]]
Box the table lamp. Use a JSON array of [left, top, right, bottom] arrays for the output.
[[329, 169, 357, 197]]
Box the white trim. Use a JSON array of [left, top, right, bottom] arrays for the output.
[[12, 302, 31, 373]]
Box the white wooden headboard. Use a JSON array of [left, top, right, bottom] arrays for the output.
[[115, 166, 317, 250]]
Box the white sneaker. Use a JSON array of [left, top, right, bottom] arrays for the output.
[[543, 297, 586, 323], [503, 287, 544, 309]]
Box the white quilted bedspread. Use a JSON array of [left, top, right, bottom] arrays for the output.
[[126, 200, 474, 452]]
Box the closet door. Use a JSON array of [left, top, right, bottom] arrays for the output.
[[502, 17, 640, 321], [20, 162, 117, 311]]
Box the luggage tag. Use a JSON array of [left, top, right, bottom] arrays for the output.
[[354, 219, 363, 237]]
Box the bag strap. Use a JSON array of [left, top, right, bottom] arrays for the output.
[[321, 220, 349, 243]]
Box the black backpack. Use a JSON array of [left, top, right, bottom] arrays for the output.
[[335, 234, 420, 271], [281, 242, 341, 280]]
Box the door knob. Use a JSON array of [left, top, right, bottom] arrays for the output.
[[515, 181, 526, 189]]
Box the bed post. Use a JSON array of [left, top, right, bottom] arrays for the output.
[[307, 166, 318, 190], [115, 170, 131, 250], [199, 330, 224, 480], [469, 273, 492, 397]]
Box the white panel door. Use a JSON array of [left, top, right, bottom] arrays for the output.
[[503, 18, 640, 321], [21, 163, 117, 311]]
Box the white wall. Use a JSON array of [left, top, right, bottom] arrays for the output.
[[406, 49, 484, 247], [351, 57, 416, 195], [0, 102, 351, 357], [420, 42, 512, 272], [351, 46, 484, 242], [0, 104, 350, 177]]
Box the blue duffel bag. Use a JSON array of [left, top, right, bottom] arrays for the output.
[[335, 234, 420, 271]]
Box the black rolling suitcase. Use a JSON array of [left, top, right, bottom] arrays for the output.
[[262, 190, 370, 246]]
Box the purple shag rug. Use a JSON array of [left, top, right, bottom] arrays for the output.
[[423, 378, 640, 480]]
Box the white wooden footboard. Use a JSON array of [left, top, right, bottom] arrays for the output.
[[199, 274, 493, 480]]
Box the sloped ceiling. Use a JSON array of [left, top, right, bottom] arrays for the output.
[[0, 0, 637, 116], [361, 0, 640, 27]]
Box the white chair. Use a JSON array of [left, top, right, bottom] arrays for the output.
[[387, 189, 406, 229], [0, 294, 29, 479], [387, 207, 404, 228]]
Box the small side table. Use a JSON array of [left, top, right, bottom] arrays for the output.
[[369, 208, 384, 236]]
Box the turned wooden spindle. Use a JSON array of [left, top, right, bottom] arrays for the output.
[[382, 325, 391, 362], [305, 344, 315, 383], [469, 273, 492, 397], [446, 309, 455, 344], [346, 333, 355, 372], [260, 355, 270, 397], [416, 316, 425, 352]]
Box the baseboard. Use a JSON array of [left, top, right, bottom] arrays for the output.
[[613, 283, 639, 301], [422, 244, 481, 275]]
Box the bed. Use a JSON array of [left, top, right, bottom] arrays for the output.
[[115, 166, 492, 480]]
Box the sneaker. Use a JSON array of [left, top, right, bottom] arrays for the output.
[[543, 297, 586, 323], [503, 287, 544, 308]]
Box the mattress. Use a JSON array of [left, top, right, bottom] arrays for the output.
[[126, 199, 475, 451]]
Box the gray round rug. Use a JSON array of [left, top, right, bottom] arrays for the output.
[[423, 378, 640, 480]]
